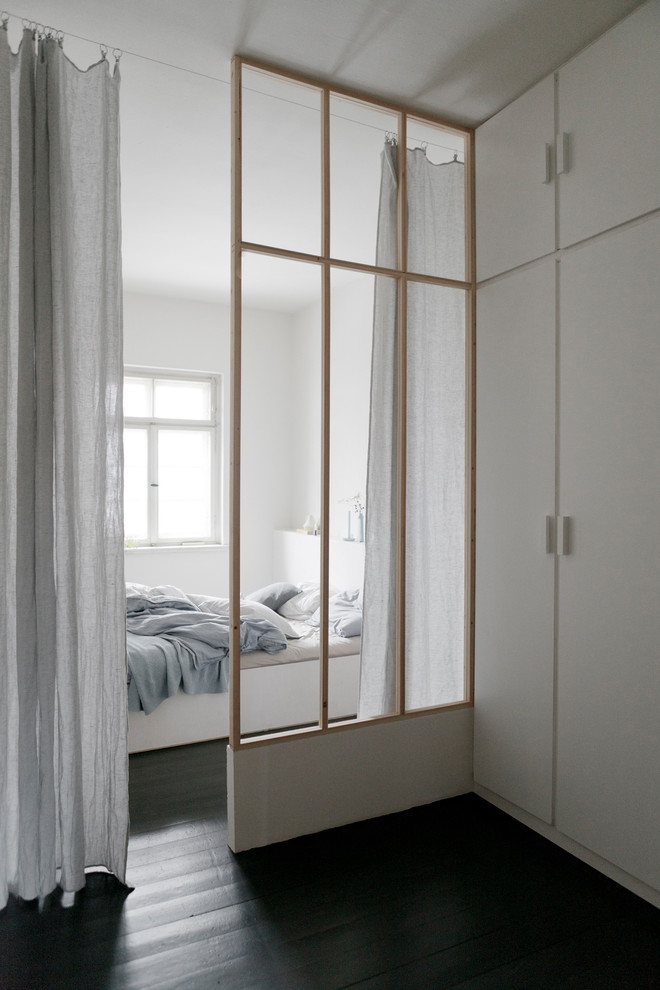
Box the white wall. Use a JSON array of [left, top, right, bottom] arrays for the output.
[[123, 291, 230, 594], [123, 290, 297, 595], [123, 285, 370, 595]]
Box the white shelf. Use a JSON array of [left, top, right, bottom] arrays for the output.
[[273, 530, 365, 590]]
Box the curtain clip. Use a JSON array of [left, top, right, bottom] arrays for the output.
[[100, 44, 108, 60], [1, 12, 9, 31], [113, 48, 122, 63]]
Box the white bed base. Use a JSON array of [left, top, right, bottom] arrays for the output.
[[128, 653, 360, 753]]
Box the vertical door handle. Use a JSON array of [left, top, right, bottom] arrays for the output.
[[542, 142, 553, 184], [557, 515, 571, 555], [545, 515, 555, 553], [556, 132, 570, 175]]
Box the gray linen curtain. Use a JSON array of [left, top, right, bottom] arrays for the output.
[[0, 28, 128, 907], [359, 143, 465, 717]]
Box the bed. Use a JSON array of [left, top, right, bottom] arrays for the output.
[[127, 581, 362, 752]]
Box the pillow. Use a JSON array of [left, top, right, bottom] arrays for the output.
[[331, 610, 362, 638], [278, 583, 323, 620], [126, 582, 150, 596], [190, 594, 301, 640], [245, 582, 300, 613]]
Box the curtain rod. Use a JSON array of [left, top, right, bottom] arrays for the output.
[[2, 10, 122, 61], [1, 8, 219, 80], [1, 9, 463, 160]]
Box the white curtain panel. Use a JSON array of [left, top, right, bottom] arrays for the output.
[[359, 144, 465, 718], [0, 29, 128, 908]]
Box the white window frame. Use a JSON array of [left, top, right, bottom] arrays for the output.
[[124, 367, 222, 547]]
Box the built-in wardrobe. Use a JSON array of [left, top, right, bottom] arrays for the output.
[[473, 0, 660, 904]]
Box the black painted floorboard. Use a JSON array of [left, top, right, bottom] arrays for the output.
[[1, 739, 658, 989]]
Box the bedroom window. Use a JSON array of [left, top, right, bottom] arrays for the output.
[[123, 370, 221, 546]]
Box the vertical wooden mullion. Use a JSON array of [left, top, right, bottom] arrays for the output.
[[395, 112, 407, 715], [229, 56, 242, 749], [148, 423, 158, 544], [319, 86, 331, 730]]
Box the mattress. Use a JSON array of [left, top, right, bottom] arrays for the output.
[[242, 619, 361, 668]]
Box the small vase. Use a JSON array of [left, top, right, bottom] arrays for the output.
[[356, 512, 364, 543]]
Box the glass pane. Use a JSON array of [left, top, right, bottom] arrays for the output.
[[328, 269, 380, 724], [405, 282, 466, 710], [157, 430, 212, 540], [123, 428, 149, 542], [406, 119, 466, 282], [154, 378, 212, 420], [124, 377, 152, 418], [330, 96, 398, 267], [346, 272, 399, 720], [242, 66, 321, 256], [240, 254, 322, 736]]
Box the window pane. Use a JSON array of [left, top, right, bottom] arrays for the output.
[[405, 282, 466, 709], [348, 272, 399, 720], [242, 66, 321, 256], [158, 430, 212, 540], [328, 270, 378, 723], [154, 378, 212, 420], [124, 428, 149, 542], [330, 96, 398, 267], [124, 377, 152, 418], [240, 254, 322, 592], [406, 119, 466, 282], [240, 255, 322, 736]]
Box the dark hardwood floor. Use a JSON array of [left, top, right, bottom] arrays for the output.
[[2, 739, 659, 989]]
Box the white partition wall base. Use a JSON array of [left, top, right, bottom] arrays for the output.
[[228, 707, 473, 852], [475, 783, 660, 910]]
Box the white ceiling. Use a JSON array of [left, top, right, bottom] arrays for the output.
[[5, 0, 646, 308]]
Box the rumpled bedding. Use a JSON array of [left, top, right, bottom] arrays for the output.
[[126, 584, 287, 714], [307, 588, 363, 638]]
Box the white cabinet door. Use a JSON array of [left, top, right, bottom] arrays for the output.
[[476, 77, 555, 282], [474, 259, 556, 822], [556, 215, 660, 891], [558, 1, 660, 248]]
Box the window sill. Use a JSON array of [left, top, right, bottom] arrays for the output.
[[124, 543, 227, 552]]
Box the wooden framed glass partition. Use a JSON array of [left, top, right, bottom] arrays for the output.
[[230, 57, 475, 749]]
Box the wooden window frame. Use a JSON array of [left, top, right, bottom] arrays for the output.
[[230, 57, 476, 750], [124, 367, 222, 547]]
